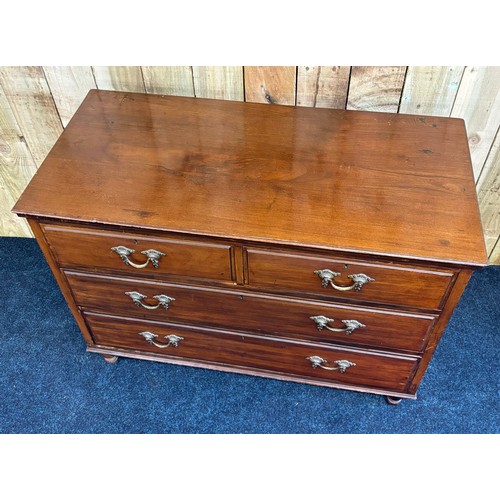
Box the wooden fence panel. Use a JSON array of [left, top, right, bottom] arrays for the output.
[[244, 66, 296, 105], [0, 90, 36, 236], [92, 66, 145, 92], [0, 177, 29, 236], [0, 66, 63, 167], [296, 66, 350, 109], [43, 66, 96, 127], [477, 131, 500, 256], [193, 66, 244, 101], [347, 66, 407, 113], [489, 239, 500, 264], [399, 66, 464, 116], [142, 66, 194, 96], [451, 66, 500, 181]]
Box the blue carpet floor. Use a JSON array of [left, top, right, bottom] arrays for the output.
[[0, 237, 498, 433]]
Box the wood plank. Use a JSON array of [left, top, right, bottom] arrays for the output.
[[141, 66, 194, 96], [451, 66, 500, 180], [92, 66, 145, 93], [0, 182, 32, 236], [477, 128, 500, 191], [0, 89, 36, 236], [0, 66, 63, 167], [43, 66, 96, 127], [399, 66, 464, 116], [244, 66, 296, 105], [0, 88, 37, 199], [0, 183, 31, 236], [489, 238, 500, 264], [347, 66, 407, 113], [477, 130, 500, 255], [192, 66, 244, 101], [296, 66, 350, 109]]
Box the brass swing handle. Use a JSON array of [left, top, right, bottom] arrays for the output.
[[314, 269, 374, 292], [138, 331, 184, 349], [310, 315, 366, 335], [306, 356, 356, 373], [111, 245, 165, 269], [125, 291, 175, 310]]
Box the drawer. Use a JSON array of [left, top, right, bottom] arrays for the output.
[[86, 313, 419, 393], [247, 248, 455, 310], [67, 271, 436, 353], [42, 223, 233, 283]]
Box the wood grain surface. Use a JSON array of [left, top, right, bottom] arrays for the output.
[[244, 66, 296, 105], [92, 66, 145, 93], [14, 90, 487, 265], [0, 89, 36, 236], [347, 66, 407, 113], [400, 66, 464, 116], [142, 66, 194, 96], [43, 66, 96, 127], [477, 131, 500, 255], [193, 66, 244, 101], [247, 248, 455, 310], [41, 223, 234, 283], [0, 66, 63, 166], [489, 239, 500, 263], [66, 270, 436, 354], [451, 66, 500, 180], [296, 66, 350, 108], [86, 312, 419, 393]]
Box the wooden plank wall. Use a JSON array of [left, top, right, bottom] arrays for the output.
[[0, 66, 499, 264]]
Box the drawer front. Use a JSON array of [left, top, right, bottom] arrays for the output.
[[67, 271, 435, 353], [86, 313, 418, 392], [42, 224, 233, 282], [247, 249, 454, 310]]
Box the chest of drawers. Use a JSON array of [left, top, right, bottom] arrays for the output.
[[13, 90, 487, 404]]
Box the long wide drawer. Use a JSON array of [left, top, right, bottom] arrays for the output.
[[86, 313, 419, 393], [67, 271, 436, 353], [247, 248, 455, 310], [42, 223, 233, 283]]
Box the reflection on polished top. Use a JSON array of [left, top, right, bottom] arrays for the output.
[[13, 89, 487, 265]]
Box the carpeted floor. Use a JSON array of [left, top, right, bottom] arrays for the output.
[[0, 237, 498, 433]]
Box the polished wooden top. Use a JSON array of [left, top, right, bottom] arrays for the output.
[[14, 89, 487, 266]]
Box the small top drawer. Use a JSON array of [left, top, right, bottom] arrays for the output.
[[42, 224, 233, 283], [247, 248, 455, 310]]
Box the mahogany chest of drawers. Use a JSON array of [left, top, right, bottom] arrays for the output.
[[13, 89, 487, 404]]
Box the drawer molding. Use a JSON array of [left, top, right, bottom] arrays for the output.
[[67, 271, 437, 354], [248, 248, 455, 310], [87, 345, 419, 400], [85, 312, 420, 394], [42, 223, 234, 283]]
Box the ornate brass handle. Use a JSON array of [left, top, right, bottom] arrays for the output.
[[125, 291, 175, 310], [138, 331, 184, 349], [310, 315, 366, 335], [111, 245, 165, 269], [314, 269, 374, 292], [306, 356, 356, 373]]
